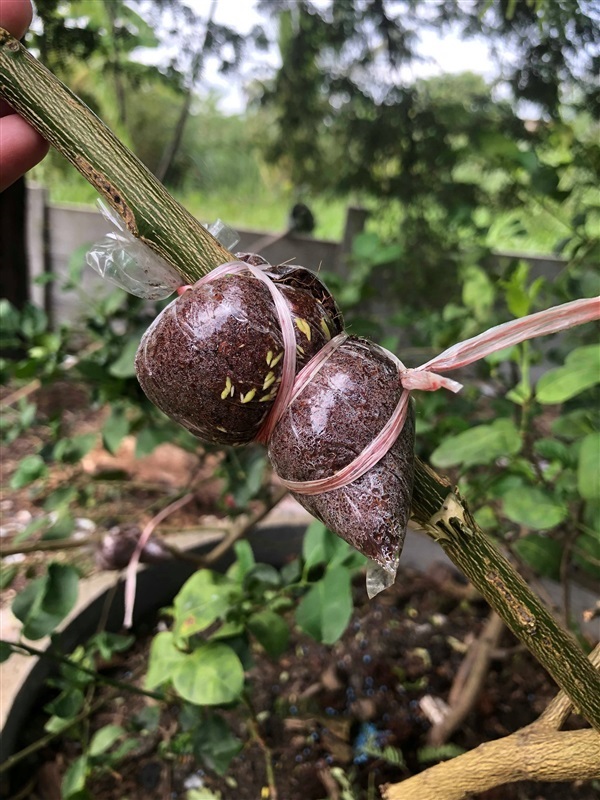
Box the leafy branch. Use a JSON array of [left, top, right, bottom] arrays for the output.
[[2, 26, 599, 792]]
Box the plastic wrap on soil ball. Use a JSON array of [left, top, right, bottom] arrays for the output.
[[269, 337, 416, 579], [135, 258, 343, 446]]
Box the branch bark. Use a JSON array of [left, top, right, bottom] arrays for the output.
[[411, 458, 600, 731], [382, 728, 600, 800], [0, 28, 231, 283]]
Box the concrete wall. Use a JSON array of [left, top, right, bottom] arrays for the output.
[[26, 186, 362, 326], [25, 185, 568, 328]]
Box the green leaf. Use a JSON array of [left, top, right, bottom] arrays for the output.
[[296, 567, 352, 645], [45, 715, 73, 734], [302, 520, 329, 570], [534, 438, 571, 465], [248, 610, 289, 659], [62, 755, 88, 799], [502, 487, 568, 530], [44, 688, 84, 719], [302, 521, 358, 571], [173, 571, 236, 640], [430, 419, 522, 469], [42, 511, 75, 541], [12, 563, 79, 640], [10, 454, 48, 489], [110, 737, 140, 764], [513, 534, 563, 579], [242, 563, 281, 597], [536, 345, 600, 404], [89, 724, 125, 757], [133, 705, 161, 732], [145, 631, 186, 690], [280, 558, 301, 585], [21, 303, 48, 338], [91, 631, 134, 660], [191, 713, 242, 775], [210, 620, 244, 640], [172, 643, 244, 705], [231, 449, 267, 507], [552, 410, 595, 440], [462, 265, 494, 318], [9, 516, 47, 546], [0, 299, 20, 336], [53, 434, 96, 464], [0, 641, 13, 662], [473, 505, 498, 531], [102, 407, 130, 455], [108, 335, 141, 378], [572, 530, 600, 581], [226, 540, 256, 583], [187, 789, 223, 800], [418, 743, 465, 763], [44, 487, 78, 511], [134, 427, 172, 457], [352, 232, 402, 267], [0, 564, 18, 590], [578, 433, 600, 500]]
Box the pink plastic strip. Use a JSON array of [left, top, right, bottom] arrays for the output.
[[123, 493, 194, 629], [195, 261, 298, 443], [281, 295, 600, 495], [413, 296, 600, 380]]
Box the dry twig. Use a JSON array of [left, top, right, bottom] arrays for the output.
[[428, 611, 505, 746]]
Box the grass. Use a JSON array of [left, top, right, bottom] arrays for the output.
[[32, 163, 570, 257], [32, 162, 349, 242]]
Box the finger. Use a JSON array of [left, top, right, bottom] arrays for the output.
[[0, 1, 34, 116], [0, 0, 34, 39], [0, 113, 50, 191]]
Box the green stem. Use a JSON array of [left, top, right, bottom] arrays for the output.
[[411, 458, 600, 731], [243, 694, 278, 800], [0, 695, 110, 775], [0, 27, 232, 283], [1, 639, 165, 703]]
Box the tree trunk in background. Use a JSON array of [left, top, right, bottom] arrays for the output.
[[154, 0, 217, 184], [0, 177, 29, 309]]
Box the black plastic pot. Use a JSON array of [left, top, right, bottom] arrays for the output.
[[0, 522, 306, 765]]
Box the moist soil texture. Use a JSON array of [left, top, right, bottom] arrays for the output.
[[11, 565, 596, 800]]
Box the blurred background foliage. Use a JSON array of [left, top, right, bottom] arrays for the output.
[[23, 0, 600, 252], [2, 0, 598, 616]]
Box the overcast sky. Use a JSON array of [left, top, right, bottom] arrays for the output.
[[185, 0, 495, 113]]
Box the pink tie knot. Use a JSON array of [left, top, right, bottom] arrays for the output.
[[400, 368, 463, 394]]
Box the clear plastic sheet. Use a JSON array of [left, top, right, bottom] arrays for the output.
[[85, 201, 240, 299], [268, 336, 415, 583]]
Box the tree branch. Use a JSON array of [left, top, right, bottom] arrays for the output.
[[411, 458, 600, 731], [0, 27, 232, 283], [538, 643, 600, 731], [382, 728, 600, 800]]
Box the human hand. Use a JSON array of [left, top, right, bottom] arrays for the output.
[[0, 0, 49, 191]]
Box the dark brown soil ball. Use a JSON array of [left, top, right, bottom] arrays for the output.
[[135, 261, 343, 446], [268, 337, 415, 575]]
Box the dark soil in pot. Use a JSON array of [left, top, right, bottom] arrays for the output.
[[8, 562, 596, 800]]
